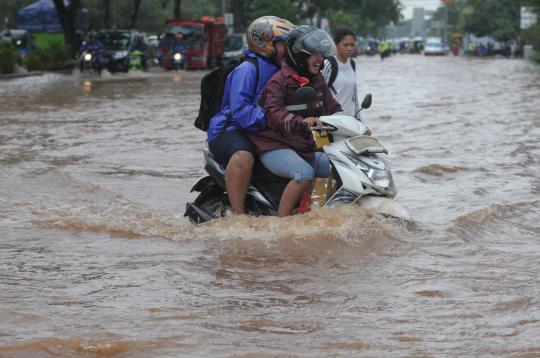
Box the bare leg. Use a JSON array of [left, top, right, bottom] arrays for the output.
[[277, 180, 310, 217], [226, 151, 254, 214]]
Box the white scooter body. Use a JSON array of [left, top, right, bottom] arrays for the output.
[[317, 112, 413, 222]]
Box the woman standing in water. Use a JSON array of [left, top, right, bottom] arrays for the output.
[[323, 28, 370, 136]]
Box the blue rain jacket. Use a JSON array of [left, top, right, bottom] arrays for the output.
[[207, 50, 279, 142]]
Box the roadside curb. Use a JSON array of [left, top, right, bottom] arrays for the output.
[[0, 71, 44, 80]]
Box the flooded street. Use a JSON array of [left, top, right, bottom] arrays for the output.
[[1, 55, 539, 357]]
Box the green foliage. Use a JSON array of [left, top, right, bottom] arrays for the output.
[[245, 0, 298, 25], [462, 0, 521, 41], [532, 51, 540, 64], [522, 22, 540, 50], [27, 41, 71, 71], [325, 9, 359, 33], [303, 0, 403, 36], [520, 0, 540, 14], [81, 0, 220, 33], [227, 0, 401, 37], [0, 0, 36, 28], [0, 44, 18, 74]]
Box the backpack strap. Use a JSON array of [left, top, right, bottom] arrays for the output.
[[327, 56, 338, 95], [220, 56, 260, 134], [244, 56, 260, 92]]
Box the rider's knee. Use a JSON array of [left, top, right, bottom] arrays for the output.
[[229, 151, 254, 171]]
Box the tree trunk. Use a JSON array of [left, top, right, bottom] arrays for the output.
[[102, 0, 110, 29], [52, 0, 80, 56], [131, 0, 142, 29], [231, 0, 246, 33], [174, 0, 181, 19]]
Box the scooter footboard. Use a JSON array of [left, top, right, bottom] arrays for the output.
[[357, 196, 413, 222]]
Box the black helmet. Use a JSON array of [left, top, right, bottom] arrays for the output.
[[285, 25, 336, 74]]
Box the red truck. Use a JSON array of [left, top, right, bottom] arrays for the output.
[[159, 17, 226, 70]]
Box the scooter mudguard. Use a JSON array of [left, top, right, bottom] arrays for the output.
[[357, 196, 413, 222], [185, 202, 215, 223], [190, 176, 214, 193]]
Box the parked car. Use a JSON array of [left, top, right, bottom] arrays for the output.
[[0, 29, 35, 64], [99, 30, 137, 73], [222, 33, 247, 64], [424, 37, 447, 56]]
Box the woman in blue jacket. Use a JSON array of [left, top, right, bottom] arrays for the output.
[[207, 16, 294, 215]]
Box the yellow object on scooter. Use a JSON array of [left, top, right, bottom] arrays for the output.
[[313, 130, 330, 148]]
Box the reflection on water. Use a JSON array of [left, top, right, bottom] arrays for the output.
[[1, 57, 540, 356]]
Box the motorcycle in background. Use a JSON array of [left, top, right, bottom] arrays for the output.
[[128, 50, 146, 71], [79, 50, 101, 75], [170, 50, 187, 70]]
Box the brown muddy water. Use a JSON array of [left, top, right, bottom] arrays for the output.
[[0, 56, 539, 357]]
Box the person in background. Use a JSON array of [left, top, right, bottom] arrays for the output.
[[247, 25, 342, 217], [206, 16, 295, 215], [130, 34, 149, 68], [80, 31, 103, 74], [378, 39, 390, 60], [169, 33, 186, 53], [322, 28, 371, 134]]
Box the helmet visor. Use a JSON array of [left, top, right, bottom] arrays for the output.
[[292, 29, 336, 57]]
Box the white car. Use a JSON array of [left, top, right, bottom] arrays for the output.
[[424, 37, 447, 56]]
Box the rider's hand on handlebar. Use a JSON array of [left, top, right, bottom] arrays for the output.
[[302, 117, 321, 129], [364, 127, 372, 136]]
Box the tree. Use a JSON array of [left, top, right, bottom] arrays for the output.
[[174, 0, 181, 19], [462, 0, 521, 41], [52, 0, 81, 54], [130, 0, 142, 29], [102, 0, 111, 28], [0, 0, 40, 28]]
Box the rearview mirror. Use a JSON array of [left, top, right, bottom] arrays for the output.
[[296, 86, 317, 104], [361, 93, 372, 109]]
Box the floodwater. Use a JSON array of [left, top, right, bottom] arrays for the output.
[[0, 56, 539, 357]]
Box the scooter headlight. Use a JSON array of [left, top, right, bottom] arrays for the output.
[[84, 53, 92, 61], [173, 53, 182, 61], [342, 152, 396, 195], [369, 167, 391, 189]]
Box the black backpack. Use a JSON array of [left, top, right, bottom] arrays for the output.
[[327, 56, 356, 95], [194, 57, 259, 131]]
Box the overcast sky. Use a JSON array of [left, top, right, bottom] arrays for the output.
[[400, 0, 442, 19]]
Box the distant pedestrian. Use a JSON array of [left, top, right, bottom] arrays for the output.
[[378, 39, 390, 60]]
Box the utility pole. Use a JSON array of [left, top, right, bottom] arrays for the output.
[[441, 0, 452, 41], [112, 0, 116, 29]]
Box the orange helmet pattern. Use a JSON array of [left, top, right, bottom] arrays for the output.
[[247, 16, 294, 58]]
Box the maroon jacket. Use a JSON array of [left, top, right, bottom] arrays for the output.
[[247, 61, 342, 161]]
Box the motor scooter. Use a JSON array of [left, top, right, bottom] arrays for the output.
[[185, 88, 412, 223]]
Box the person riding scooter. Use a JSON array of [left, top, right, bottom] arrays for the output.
[[129, 34, 148, 69], [80, 31, 103, 74], [168, 33, 188, 69], [247, 25, 342, 217], [206, 16, 295, 215]]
